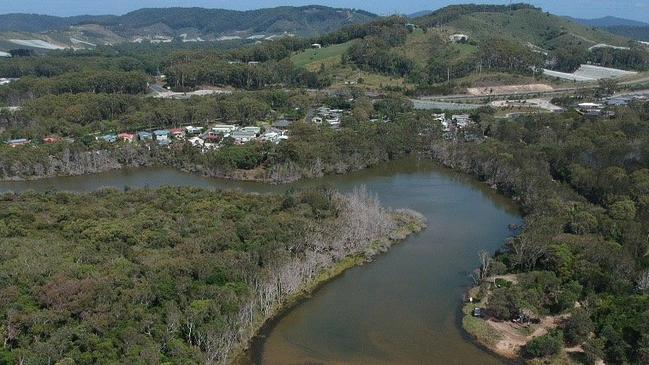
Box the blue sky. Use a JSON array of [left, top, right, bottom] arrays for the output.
[[0, 0, 648, 22]]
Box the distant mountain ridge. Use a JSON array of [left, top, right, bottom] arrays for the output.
[[566, 16, 649, 41], [567, 16, 649, 28], [0, 6, 378, 51], [601, 26, 649, 41]]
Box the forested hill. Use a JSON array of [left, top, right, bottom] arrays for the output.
[[0, 14, 116, 33], [0, 6, 377, 38], [414, 4, 628, 48]]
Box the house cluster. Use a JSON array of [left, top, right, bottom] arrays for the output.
[[311, 106, 344, 128], [6, 121, 290, 150], [96, 128, 185, 145], [5, 135, 76, 148], [435, 113, 474, 133], [93, 123, 289, 152], [185, 124, 288, 151], [604, 93, 647, 107]]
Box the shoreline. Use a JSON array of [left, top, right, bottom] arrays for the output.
[[0, 145, 415, 184], [231, 210, 427, 364], [0, 154, 518, 364]]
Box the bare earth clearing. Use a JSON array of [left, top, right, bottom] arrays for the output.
[[467, 84, 554, 96]]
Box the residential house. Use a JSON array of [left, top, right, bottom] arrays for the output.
[[138, 131, 153, 141], [606, 97, 631, 107], [326, 116, 341, 127], [211, 124, 237, 134], [185, 126, 204, 135], [450, 34, 469, 43], [204, 132, 222, 143], [241, 126, 261, 135], [170, 128, 185, 139], [99, 134, 118, 143], [452, 114, 472, 128], [153, 130, 170, 141], [118, 133, 136, 142], [576, 103, 604, 116], [231, 130, 257, 143], [188, 136, 204, 147], [6, 138, 30, 147], [261, 131, 280, 142], [273, 119, 293, 130], [43, 135, 62, 144]]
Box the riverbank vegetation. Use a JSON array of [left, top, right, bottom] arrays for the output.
[[436, 102, 649, 364], [0, 186, 425, 364], [0, 92, 423, 182]]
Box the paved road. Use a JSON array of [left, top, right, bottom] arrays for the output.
[[412, 99, 484, 111]]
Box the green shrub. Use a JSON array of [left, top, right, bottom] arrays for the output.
[[525, 330, 564, 358], [563, 309, 594, 345]]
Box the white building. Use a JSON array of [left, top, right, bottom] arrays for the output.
[[185, 126, 204, 135], [188, 137, 204, 147], [241, 126, 261, 135], [452, 114, 472, 128], [449, 34, 469, 43], [211, 124, 238, 134]]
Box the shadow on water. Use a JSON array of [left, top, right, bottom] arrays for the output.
[[0, 158, 521, 365]]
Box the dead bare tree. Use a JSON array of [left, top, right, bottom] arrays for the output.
[[638, 270, 649, 294], [192, 187, 421, 365], [479, 250, 493, 280]]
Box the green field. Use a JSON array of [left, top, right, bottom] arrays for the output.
[[291, 41, 354, 69]]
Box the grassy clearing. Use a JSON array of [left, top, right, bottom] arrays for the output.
[[462, 302, 502, 348], [291, 41, 354, 69], [325, 65, 411, 90]]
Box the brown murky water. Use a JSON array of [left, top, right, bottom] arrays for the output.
[[0, 159, 519, 365]]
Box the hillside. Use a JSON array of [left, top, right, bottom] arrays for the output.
[[283, 5, 646, 93], [0, 6, 377, 51], [415, 4, 629, 50]]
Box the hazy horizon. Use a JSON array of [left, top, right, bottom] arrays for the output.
[[0, 0, 647, 23]]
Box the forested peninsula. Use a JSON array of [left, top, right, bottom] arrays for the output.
[[0, 186, 425, 364]]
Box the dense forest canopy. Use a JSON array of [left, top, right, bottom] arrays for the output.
[[0, 186, 418, 364]]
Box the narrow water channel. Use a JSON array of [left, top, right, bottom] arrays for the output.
[[0, 159, 520, 365]]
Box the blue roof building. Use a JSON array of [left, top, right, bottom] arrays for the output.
[[138, 131, 153, 141], [153, 130, 170, 140], [99, 134, 118, 143]]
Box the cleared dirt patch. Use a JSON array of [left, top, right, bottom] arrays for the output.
[[487, 314, 568, 359], [467, 84, 554, 96]]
